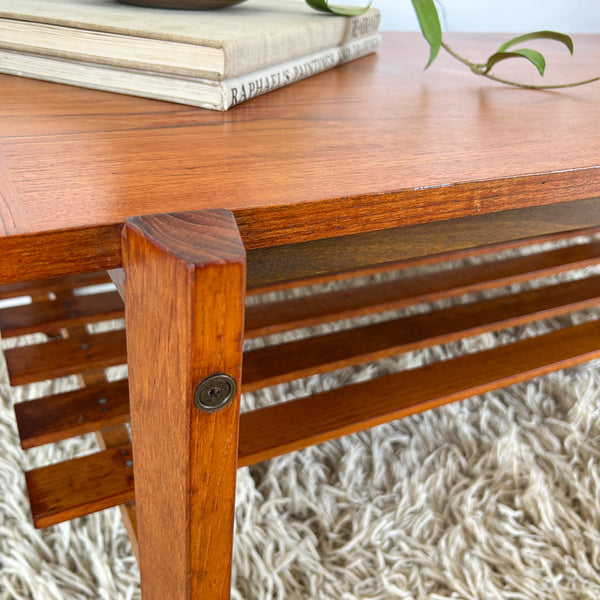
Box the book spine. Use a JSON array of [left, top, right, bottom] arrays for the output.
[[224, 34, 381, 109], [221, 9, 380, 79]]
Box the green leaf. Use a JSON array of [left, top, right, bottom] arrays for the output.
[[304, 0, 372, 17], [497, 30, 574, 54], [484, 49, 546, 76], [410, 0, 442, 68]]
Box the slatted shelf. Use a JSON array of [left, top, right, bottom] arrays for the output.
[[242, 275, 600, 392], [13, 237, 595, 347], [25, 443, 134, 528], [14, 275, 600, 450], [15, 379, 130, 449], [0, 291, 124, 338], [0, 271, 113, 301], [22, 318, 600, 527], [4, 329, 127, 386], [2, 223, 600, 535], [245, 239, 600, 337], [6, 272, 600, 390], [238, 318, 600, 467]]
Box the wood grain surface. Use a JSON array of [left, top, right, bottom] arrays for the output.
[[238, 319, 600, 466], [0, 33, 598, 281], [245, 238, 600, 336], [22, 318, 600, 527], [122, 210, 245, 600]]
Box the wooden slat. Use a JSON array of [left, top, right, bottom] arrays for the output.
[[238, 319, 600, 466], [245, 205, 600, 293], [0, 271, 112, 300], [4, 329, 127, 386], [8, 237, 596, 343], [94, 424, 139, 561], [17, 276, 600, 447], [15, 379, 130, 449], [24, 318, 600, 528], [0, 291, 124, 338], [6, 275, 600, 388], [245, 239, 600, 337], [242, 275, 600, 392], [57, 303, 138, 562], [93, 239, 600, 341], [25, 443, 134, 528]]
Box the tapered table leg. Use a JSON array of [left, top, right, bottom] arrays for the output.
[[122, 210, 246, 599]]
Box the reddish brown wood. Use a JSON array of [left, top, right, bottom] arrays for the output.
[[0, 31, 599, 599], [0, 225, 122, 285], [3, 328, 127, 386], [123, 210, 246, 600], [23, 317, 600, 528], [15, 379, 130, 448], [238, 319, 600, 466], [8, 269, 596, 390], [242, 276, 600, 392], [53, 285, 139, 560], [238, 187, 600, 253], [25, 443, 134, 528], [245, 207, 600, 292], [0, 271, 112, 300], [0, 34, 599, 279], [245, 238, 600, 337], [17, 268, 600, 451], [0, 290, 124, 338], [94, 423, 139, 561]]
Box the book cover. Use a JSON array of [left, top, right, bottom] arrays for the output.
[[0, 0, 380, 80], [0, 34, 381, 110]]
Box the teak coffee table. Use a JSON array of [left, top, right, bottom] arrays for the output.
[[0, 33, 599, 599]]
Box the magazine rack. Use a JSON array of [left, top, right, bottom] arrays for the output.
[[0, 32, 599, 599]]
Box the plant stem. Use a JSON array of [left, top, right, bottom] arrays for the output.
[[441, 41, 600, 90]]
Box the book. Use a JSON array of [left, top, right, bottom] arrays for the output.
[[0, 0, 380, 80], [0, 34, 381, 110]]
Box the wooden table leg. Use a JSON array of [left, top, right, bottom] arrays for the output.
[[122, 210, 246, 600]]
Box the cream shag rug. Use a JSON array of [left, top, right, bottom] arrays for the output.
[[1, 258, 600, 599]]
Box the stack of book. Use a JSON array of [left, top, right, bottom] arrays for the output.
[[0, 0, 381, 110]]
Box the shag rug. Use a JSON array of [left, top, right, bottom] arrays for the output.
[[1, 253, 600, 600]]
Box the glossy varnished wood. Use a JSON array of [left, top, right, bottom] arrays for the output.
[[2, 30, 600, 600], [0, 34, 599, 281], [11, 233, 599, 455], [242, 276, 600, 391], [238, 319, 600, 466], [0, 290, 123, 337], [245, 201, 600, 291], [5, 233, 600, 387], [22, 318, 600, 527], [245, 238, 600, 336], [4, 328, 127, 385], [25, 443, 134, 528], [0, 271, 112, 300], [15, 379, 130, 448], [122, 210, 246, 600]]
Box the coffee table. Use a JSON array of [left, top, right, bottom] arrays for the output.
[[0, 32, 599, 599]]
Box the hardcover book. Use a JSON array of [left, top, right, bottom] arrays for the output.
[[0, 34, 381, 110], [0, 0, 381, 80]]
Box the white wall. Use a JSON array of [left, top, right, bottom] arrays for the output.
[[377, 0, 600, 33]]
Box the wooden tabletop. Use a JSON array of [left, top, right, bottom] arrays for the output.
[[0, 32, 599, 282]]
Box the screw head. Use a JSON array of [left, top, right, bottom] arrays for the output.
[[194, 373, 237, 412]]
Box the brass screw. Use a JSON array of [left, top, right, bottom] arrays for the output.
[[194, 373, 237, 412]]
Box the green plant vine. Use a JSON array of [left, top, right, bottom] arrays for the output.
[[306, 0, 600, 89]]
